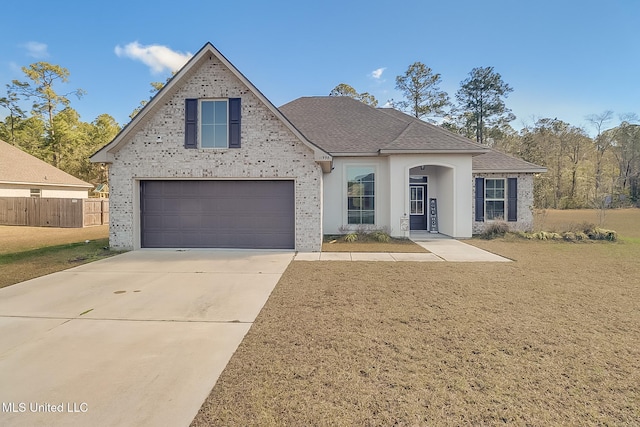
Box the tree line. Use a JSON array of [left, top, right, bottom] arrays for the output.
[[1, 60, 639, 208], [0, 62, 120, 185], [330, 62, 640, 208]]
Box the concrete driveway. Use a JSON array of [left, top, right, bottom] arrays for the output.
[[0, 250, 294, 427]]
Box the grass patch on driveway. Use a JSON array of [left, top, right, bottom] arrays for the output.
[[0, 238, 121, 288], [193, 226, 640, 425]]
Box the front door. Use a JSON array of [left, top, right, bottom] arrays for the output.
[[409, 184, 428, 230]]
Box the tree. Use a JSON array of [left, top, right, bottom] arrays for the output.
[[0, 85, 26, 143], [394, 62, 449, 122], [586, 110, 614, 202], [11, 62, 85, 166], [329, 83, 378, 107], [610, 120, 640, 203], [455, 66, 514, 144]]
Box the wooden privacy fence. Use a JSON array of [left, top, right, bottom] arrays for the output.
[[0, 197, 109, 228]]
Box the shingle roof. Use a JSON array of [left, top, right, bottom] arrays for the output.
[[280, 96, 546, 173], [0, 140, 92, 188], [472, 147, 547, 173], [279, 97, 488, 154]]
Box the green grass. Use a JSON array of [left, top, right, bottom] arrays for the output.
[[0, 238, 122, 288]]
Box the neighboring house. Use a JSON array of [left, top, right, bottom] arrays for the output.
[[0, 139, 93, 198], [91, 42, 545, 252]]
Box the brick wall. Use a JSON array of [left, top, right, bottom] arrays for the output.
[[472, 173, 535, 234], [108, 55, 323, 251]]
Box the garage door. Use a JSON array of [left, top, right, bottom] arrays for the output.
[[140, 180, 295, 249]]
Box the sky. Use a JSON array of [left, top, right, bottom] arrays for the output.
[[1, 0, 638, 137]]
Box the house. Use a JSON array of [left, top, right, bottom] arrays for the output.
[[0, 139, 93, 198], [91, 42, 545, 252]]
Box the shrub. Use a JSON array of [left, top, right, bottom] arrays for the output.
[[370, 230, 391, 243], [481, 222, 510, 239], [587, 227, 617, 241], [344, 233, 358, 242]]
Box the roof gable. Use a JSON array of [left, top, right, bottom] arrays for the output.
[[0, 140, 92, 188], [91, 43, 331, 168]]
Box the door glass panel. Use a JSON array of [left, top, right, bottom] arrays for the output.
[[410, 186, 424, 215]]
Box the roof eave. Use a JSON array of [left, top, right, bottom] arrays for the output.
[[473, 168, 548, 174], [328, 152, 381, 157], [0, 180, 93, 189], [379, 149, 489, 155]]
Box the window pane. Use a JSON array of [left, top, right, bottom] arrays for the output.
[[347, 211, 361, 224], [361, 211, 375, 224], [347, 167, 375, 182], [201, 101, 214, 124], [214, 101, 227, 124], [362, 196, 374, 210], [363, 181, 374, 196], [201, 125, 215, 148], [486, 201, 505, 220], [214, 124, 227, 147], [348, 197, 361, 210]]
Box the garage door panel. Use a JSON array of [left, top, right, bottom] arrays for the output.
[[141, 180, 294, 249]]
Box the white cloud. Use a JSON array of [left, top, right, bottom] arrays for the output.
[[370, 67, 386, 79], [23, 42, 49, 58], [114, 42, 192, 74]]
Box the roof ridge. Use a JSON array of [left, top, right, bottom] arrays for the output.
[[382, 121, 414, 150]]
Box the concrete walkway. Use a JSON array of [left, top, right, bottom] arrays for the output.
[[295, 239, 510, 262], [0, 250, 293, 427]]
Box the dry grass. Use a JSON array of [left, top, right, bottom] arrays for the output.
[[192, 209, 640, 426], [322, 238, 428, 253], [0, 224, 109, 254]]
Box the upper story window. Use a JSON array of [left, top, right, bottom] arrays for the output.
[[347, 166, 375, 225], [185, 98, 241, 149], [200, 100, 228, 148]]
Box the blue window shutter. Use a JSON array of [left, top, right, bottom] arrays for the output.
[[507, 177, 518, 222], [475, 177, 484, 222], [185, 99, 198, 149], [229, 98, 241, 148]]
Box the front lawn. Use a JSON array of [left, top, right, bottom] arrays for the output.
[[0, 238, 121, 288], [192, 209, 640, 426]]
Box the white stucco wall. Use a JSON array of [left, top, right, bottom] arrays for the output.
[[323, 157, 390, 234], [108, 55, 323, 251], [323, 153, 474, 239]]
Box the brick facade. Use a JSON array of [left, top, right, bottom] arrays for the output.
[[108, 56, 323, 251], [472, 173, 535, 234]]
